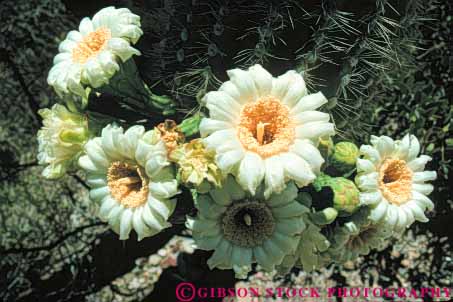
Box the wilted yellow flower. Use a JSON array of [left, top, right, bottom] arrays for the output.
[[37, 104, 89, 179], [170, 139, 223, 192], [156, 120, 185, 154]]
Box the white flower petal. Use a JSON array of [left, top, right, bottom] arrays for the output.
[[289, 139, 325, 174], [58, 39, 77, 53], [395, 208, 408, 231], [271, 70, 295, 99], [135, 137, 155, 161], [66, 30, 83, 43], [78, 155, 100, 173], [89, 185, 110, 202], [412, 183, 434, 195], [412, 171, 437, 183], [79, 17, 94, 35], [216, 149, 244, 174], [98, 51, 120, 77], [132, 207, 153, 241], [248, 64, 272, 97], [226, 68, 258, 103], [204, 129, 238, 151], [281, 73, 307, 108], [85, 139, 109, 169], [291, 92, 328, 115], [204, 91, 242, 118], [53, 52, 72, 64], [119, 208, 134, 240], [101, 125, 124, 161], [99, 196, 118, 221], [404, 201, 429, 222], [86, 174, 108, 188], [393, 134, 411, 160], [407, 135, 420, 161], [402, 206, 415, 227], [374, 136, 395, 159], [295, 121, 335, 141], [359, 191, 382, 205], [411, 190, 434, 211], [237, 152, 265, 194], [142, 204, 167, 231], [356, 172, 379, 191], [107, 205, 124, 234], [369, 200, 388, 222], [199, 118, 233, 138], [148, 196, 176, 220], [407, 155, 432, 172], [149, 180, 179, 199], [292, 111, 330, 125], [384, 205, 398, 228], [280, 153, 316, 187], [360, 145, 381, 164], [107, 37, 140, 62], [218, 80, 241, 101], [264, 156, 286, 197], [356, 158, 376, 173]]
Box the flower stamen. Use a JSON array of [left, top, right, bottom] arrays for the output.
[[237, 97, 295, 158], [107, 161, 149, 208], [221, 201, 275, 247], [72, 27, 111, 64], [379, 159, 413, 205]]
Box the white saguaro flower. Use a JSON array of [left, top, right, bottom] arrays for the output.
[[79, 124, 179, 241], [37, 104, 89, 179], [200, 64, 334, 197], [48, 7, 143, 98], [187, 177, 308, 278], [355, 134, 437, 232]]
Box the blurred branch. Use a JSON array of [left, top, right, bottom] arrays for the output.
[[0, 221, 105, 255], [0, 47, 41, 126], [15, 225, 185, 302], [70, 174, 90, 190]]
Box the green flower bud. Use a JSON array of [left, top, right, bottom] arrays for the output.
[[178, 113, 202, 137], [318, 136, 334, 159], [313, 174, 360, 216], [331, 141, 359, 173], [310, 207, 338, 225], [59, 128, 88, 144]]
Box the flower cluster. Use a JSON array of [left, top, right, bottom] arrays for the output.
[[37, 6, 437, 278]]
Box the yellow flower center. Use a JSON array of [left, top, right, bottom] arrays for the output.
[[237, 97, 295, 158], [72, 27, 111, 64], [107, 162, 149, 208], [378, 159, 413, 205]]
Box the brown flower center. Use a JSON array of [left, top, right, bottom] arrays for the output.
[[221, 201, 275, 248], [237, 97, 295, 158], [107, 161, 149, 208], [378, 159, 413, 205], [72, 27, 111, 64]]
